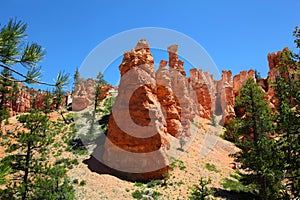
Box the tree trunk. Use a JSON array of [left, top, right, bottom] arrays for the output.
[[22, 141, 31, 200], [259, 175, 267, 199], [89, 109, 96, 134], [89, 97, 98, 134], [60, 111, 68, 124]]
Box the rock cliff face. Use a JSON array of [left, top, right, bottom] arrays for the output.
[[264, 47, 300, 108], [3, 76, 113, 116], [104, 41, 290, 159], [103, 40, 255, 180], [218, 70, 235, 126], [189, 68, 215, 120], [103, 40, 170, 181], [233, 70, 255, 96], [156, 60, 182, 137], [265, 49, 285, 107], [72, 79, 96, 111], [4, 43, 289, 134], [167, 44, 196, 136], [72, 78, 112, 111], [2, 84, 49, 116], [168, 44, 186, 76], [190, 47, 298, 126], [224, 48, 297, 122], [188, 69, 236, 125]]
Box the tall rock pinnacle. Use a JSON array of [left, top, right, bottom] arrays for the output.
[[102, 39, 170, 181]]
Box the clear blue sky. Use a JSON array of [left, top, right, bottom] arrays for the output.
[[1, 0, 300, 90]]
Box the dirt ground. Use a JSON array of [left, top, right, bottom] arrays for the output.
[[1, 112, 240, 199], [69, 116, 240, 199]]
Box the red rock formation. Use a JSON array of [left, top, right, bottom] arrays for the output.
[[189, 68, 215, 120], [265, 47, 299, 108], [188, 68, 236, 125], [3, 84, 49, 116], [72, 79, 111, 111], [267, 49, 284, 77], [228, 48, 295, 124], [156, 60, 182, 137], [265, 49, 286, 107], [72, 78, 96, 111], [233, 70, 255, 96], [168, 44, 186, 76], [218, 70, 235, 126], [103, 39, 170, 181], [168, 45, 196, 136]]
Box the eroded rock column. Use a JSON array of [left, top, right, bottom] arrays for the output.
[[103, 40, 170, 181]]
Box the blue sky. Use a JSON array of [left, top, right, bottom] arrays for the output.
[[1, 0, 300, 90]]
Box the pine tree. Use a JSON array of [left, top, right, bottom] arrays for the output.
[[53, 72, 69, 111], [0, 110, 75, 199], [0, 69, 16, 131], [0, 19, 45, 85], [73, 67, 80, 94], [0, 164, 11, 185], [87, 72, 107, 134], [94, 72, 107, 111], [1, 110, 51, 199], [42, 90, 53, 114], [229, 78, 283, 199], [189, 178, 214, 200], [32, 165, 75, 200], [255, 69, 262, 82], [211, 114, 217, 127], [0, 19, 70, 111], [223, 118, 242, 143], [0, 19, 74, 199], [272, 28, 300, 198], [0, 19, 69, 131]]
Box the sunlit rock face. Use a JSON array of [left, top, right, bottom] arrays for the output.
[[166, 44, 196, 137], [156, 60, 182, 137], [233, 70, 255, 96], [102, 40, 295, 181], [189, 68, 215, 120], [189, 69, 235, 126], [72, 78, 96, 111], [72, 78, 111, 111], [4, 84, 51, 116], [217, 70, 235, 126], [103, 39, 170, 181]]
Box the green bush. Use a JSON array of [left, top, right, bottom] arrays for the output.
[[178, 160, 186, 171], [72, 179, 78, 184], [205, 163, 220, 173], [146, 179, 163, 188], [79, 180, 86, 186], [132, 189, 162, 200], [170, 158, 186, 171], [134, 182, 144, 187], [189, 178, 214, 200], [221, 174, 256, 193]]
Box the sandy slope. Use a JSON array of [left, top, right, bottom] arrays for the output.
[[70, 116, 240, 199], [0, 112, 240, 199]]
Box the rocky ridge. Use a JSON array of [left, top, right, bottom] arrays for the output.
[[2, 83, 52, 116], [101, 40, 290, 181]]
